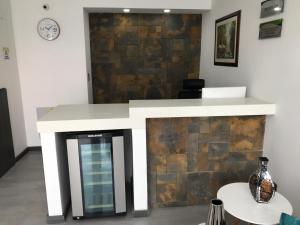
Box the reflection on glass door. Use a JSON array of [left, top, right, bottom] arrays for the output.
[[79, 137, 115, 215]]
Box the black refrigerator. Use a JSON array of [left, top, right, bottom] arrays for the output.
[[66, 131, 126, 219], [0, 88, 15, 177]]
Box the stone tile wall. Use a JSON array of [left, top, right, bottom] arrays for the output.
[[89, 13, 202, 103], [146, 116, 266, 207]]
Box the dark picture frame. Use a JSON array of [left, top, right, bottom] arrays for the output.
[[214, 10, 241, 67]]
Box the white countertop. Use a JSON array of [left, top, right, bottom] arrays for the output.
[[37, 97, 276, 132], [39, 104, 129, 121], [37, 104, 131, 132], [130, 97, 275, 118], [130, 97, 263, 108]]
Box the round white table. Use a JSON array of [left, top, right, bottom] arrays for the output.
[[217, 182, 293, 225]]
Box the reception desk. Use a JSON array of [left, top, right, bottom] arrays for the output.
[[37, 97, 275, 221]]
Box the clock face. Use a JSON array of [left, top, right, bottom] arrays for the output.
[[37, 18, 60, 41]]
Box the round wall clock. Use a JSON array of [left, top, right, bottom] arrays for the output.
[[37, 18, 60, 41]]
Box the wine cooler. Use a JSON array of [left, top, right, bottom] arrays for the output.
[[66, 131, 126, 219]]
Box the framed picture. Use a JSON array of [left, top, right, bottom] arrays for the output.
[[214, 10, 241, 67], [259, 19, 283, 39], [261, 0, 284, 18]]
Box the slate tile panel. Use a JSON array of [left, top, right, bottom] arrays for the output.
[[90, 13, 202, 103], [147, 116, 266, 208]]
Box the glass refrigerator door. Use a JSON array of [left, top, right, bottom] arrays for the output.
[[79, 137, 115, 215]]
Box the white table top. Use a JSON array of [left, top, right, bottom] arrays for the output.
[[39, 104, 129, 121], [37, 104, 132, 132], [217, 183, 293, 225], [37, 97, 276, 132], [129, 97, 266, 108]]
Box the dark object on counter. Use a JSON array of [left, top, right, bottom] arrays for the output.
[[249, 157, 277, 203], [207, 199, 226, 225], [178, 79, 205, 99], [0, 88, 15, 177], [182, 79, 205, 90]]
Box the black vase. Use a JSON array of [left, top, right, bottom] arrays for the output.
[[249, 157, 277, 203]]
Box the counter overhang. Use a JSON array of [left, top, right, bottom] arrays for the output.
[[37, 97, 276, 133]]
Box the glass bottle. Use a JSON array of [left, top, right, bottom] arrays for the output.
[[249, 157, 277, 203]]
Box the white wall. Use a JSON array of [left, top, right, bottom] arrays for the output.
[[10, 0, 90, 146], [201, 0, 300, 215], [0, 0, 27, 156], [82, 0, 211, 11], [10, 0, 212, 147]]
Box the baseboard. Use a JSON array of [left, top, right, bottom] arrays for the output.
[[1, 147, 41, 177], [133, 209, 151, 217], [0, 163, 15, 178], [46, 215, 65, 224], [15, 146, 42, 162], [15, 148, 30, 162], [28, 146, 42, 151]]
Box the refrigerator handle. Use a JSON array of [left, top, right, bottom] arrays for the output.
[[112, 136, 126, 213]]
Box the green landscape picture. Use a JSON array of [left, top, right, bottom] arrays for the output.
[[216, 20, 236, 59]]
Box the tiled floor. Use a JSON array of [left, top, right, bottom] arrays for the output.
[[0, 151, 208, 225]]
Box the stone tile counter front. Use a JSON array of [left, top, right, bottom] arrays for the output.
[[147, 116, 265, 207]]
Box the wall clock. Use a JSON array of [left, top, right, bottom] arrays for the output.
[[37, 18, 60, 41]]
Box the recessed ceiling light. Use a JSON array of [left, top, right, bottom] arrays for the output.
[[123, 8, 130, 13], [164, 9, 171, 13], [274, 6, 282, 11]]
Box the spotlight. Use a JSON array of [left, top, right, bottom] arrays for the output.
[[123, 8, 130, 13], [164, 9, 171, 13]]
